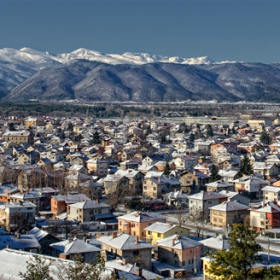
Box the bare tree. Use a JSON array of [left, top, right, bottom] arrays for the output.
[[187, 209, 205, 238], [173, 209, 189, 227], [106, 184, 134, 211]]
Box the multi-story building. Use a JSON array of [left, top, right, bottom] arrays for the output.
[[87, 159, 109, 177], [98, 233, 154, 269], [24, 117, 45, 127], [262, 186, 280, 204], [2, 130, 34, 145], [117, 211, 166, 239], [144, 222, 190, 245], [68, 200, 111, 222], [0, 201, 36, 230], [188, 191, 228, 220], [250, 201, 280, 231], [143, 176, 181, 199], [157, 235, 202, 274], [209, 201, 249, 228]]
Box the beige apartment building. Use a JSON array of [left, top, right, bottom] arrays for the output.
[[68, 200, 111, 222], [2, 130, 33, 145], [210, 201, 249, 228]]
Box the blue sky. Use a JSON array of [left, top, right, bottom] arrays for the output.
[[1, 0, 280, 63]]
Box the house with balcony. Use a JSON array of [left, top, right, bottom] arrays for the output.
[[233, 176, 268, 200], [188, 192, 228, 221], [250, 201, 280, 231], [205, 180, 235, 193], [67, 200, 111, 223], [162, 191, 189, 208], [117, 211, 166, 239], [98, 232, 154, 269], [262, 186, 280, 203], [157, 234, 202, 274], [0, 201, 36, 231], [142, 175, 181, 199]]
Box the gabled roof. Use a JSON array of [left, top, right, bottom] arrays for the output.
[[0, 234, 39, 250], [157, 234, 201, 250], [98, 234, 154, 250], [252, 201, 280, 213], [50, 238, 100, 255], [70, 200, 110, 210], [205, 180, 234, 188], [199, 235, 229, 250], [144, 222, 176, 233], [209, 201, 249, 211], [29, 227, 49, 241], [188, 191, 227, 201], [261, 186, 280, 193], [117, 211, 165, 223]]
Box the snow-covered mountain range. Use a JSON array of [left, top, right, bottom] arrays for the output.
[[1, 47, 280, 103], [1, 47, 216, 66]]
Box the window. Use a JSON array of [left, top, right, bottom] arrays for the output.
[[182, 261, 185, 266], [157, 233, 161, 237], [148, 231, 151, 235], [133, 250, 139, 256]]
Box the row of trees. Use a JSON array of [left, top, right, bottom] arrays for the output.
[[19, 254, 117, 280]]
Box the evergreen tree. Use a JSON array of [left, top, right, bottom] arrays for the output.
[[93, 131, 101, 145], [163, 161, 170, 175], [189, 133, 195, 142], [238, 154, 253, 177], [206, 224, 263, 280], [210, 164, 221, 182], [8, 122, 16, 131], [145, 126, 152, 135], [206, 124, 213, 138], [19, 255, 54, 280], [160, 135, 167, 144], [260, 127, 271, 145], [67, 122, 73, 132]]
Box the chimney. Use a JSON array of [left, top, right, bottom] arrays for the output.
[[136, 267, 142, 276], [83, 236, 87, 243], [172, 238, 175, 246], [122, 258, 127, 265], [112, 232, 117, 239], [68, 238, 73, 243], [135, 236, 139, 243], [158, 177, 161, 182], [95, 233, 102, 239], [6, 245, 10, 249], [135, 212, 140, 217], [16, 232, 20, 239], [59, 253, 67, 259]]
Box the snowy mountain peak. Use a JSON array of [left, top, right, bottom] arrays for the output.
[[0, 47, 217, 66]]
